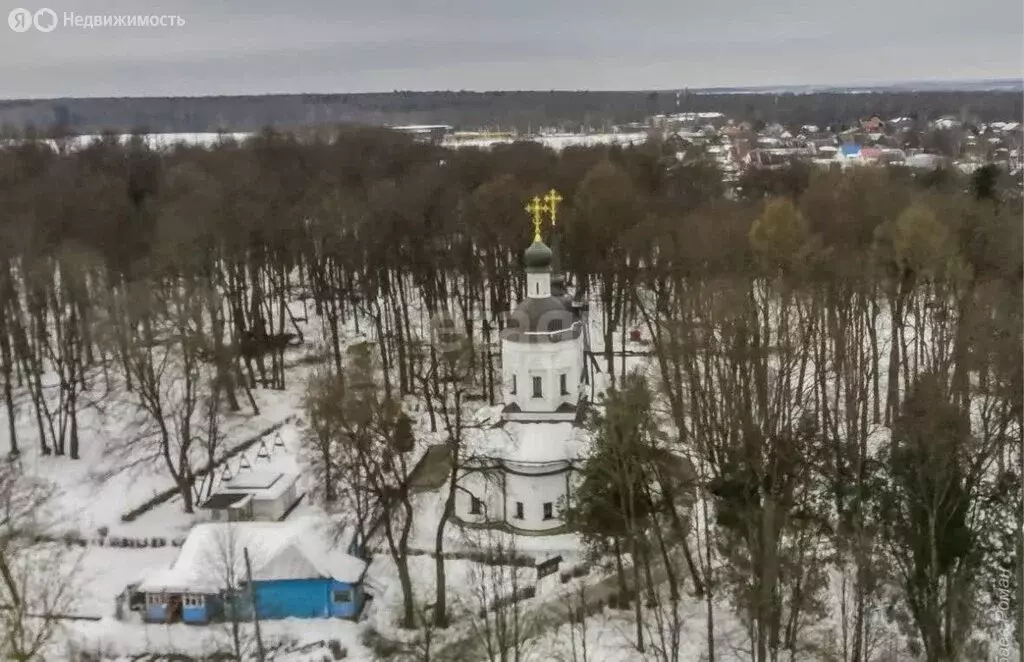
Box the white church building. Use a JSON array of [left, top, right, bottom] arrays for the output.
[[455, 218, 592, 534]]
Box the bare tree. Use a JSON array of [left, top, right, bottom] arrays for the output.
[[0, 543, 81, 662], [205, 524, 252, 661], [0, 463, 80, 662], [301, 343, 419, 627], [413, 312, 478, 629], [461, 530, 535, 662], [110, 279, 215, 513], [560, 582, 592, 662]]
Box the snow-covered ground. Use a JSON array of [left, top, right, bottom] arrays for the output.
[[2, 282, 1017, 661], [443, 131, 651, 152]]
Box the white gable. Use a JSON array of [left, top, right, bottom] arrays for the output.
[[255, 543, 323, 581]]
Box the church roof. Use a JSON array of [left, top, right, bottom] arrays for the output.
[[524, 240, 552, 271], [466, 419, 590, 465], [504, 296, 580, 338]]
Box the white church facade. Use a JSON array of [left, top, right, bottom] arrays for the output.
[[455, 193, 591, 534]]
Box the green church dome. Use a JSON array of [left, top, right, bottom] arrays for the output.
[[524, 240, 552, 270]]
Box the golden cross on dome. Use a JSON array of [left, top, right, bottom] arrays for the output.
[[543, 188, 563, 226], [525, 196, 545, 242]]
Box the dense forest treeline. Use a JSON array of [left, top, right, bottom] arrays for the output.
[[0, 126, 1020, 660], [0, 89, 1021, 134]]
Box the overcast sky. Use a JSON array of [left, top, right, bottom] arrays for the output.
[[1, 0, 1021, 99]]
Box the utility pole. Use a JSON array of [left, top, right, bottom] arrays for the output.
[[244, 547, 267, 662]]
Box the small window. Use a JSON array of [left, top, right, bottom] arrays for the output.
[[532, 376, 543, 398], [543, 502, 553, 520], [510, 374, 517, 395], [560, 373, 568, 395], [332, 589, 352, 603], [536, 282, 540, 294], [514, 502, 524, 519], [470, 496, 482, 515]]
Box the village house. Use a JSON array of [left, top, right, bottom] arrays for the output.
[[137, 517, 367, 624]]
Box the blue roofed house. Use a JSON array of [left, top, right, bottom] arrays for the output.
[[137, 516, 366, 624], [839, 143, 861, 158]]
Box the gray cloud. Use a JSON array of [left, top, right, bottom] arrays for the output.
[[0, 0, 1020, 98]]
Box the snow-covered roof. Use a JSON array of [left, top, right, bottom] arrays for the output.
[[465, 420, 590, 465], [905, 153, 943, 169], [138, 516, 366, 594], [218, 469, 298, 502]]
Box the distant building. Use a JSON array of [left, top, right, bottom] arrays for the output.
[[860, 115, 885, 132], [137, 517, 367, 624], [905, 153, 945, 170], [390, 124, 453, 144], [744, 149, 792, 170], [838, 143, 862, 161]]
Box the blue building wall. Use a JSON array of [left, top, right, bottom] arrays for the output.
[[182, 603, 208, 624], [143, 579, 362, 623], [145, 604, 166, 622], [253, 578, 361, 620], [328, 580, 362, 619], [255, 579, 330, 619]]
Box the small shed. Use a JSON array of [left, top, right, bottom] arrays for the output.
[[138, 517, 367, 624], [201, 470, 301, 522]]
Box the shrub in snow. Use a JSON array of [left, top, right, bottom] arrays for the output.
[[328, 639, 347, 660], [172, 536, 186, 547], [360, 627, 402, 658], [97, 525, 109, 538], [136, 538, 149, 548], [449, 549, 534, 567], [151, 537, 166, 547], [607, 589, 636, 610], [108, 537, 121, 548]]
